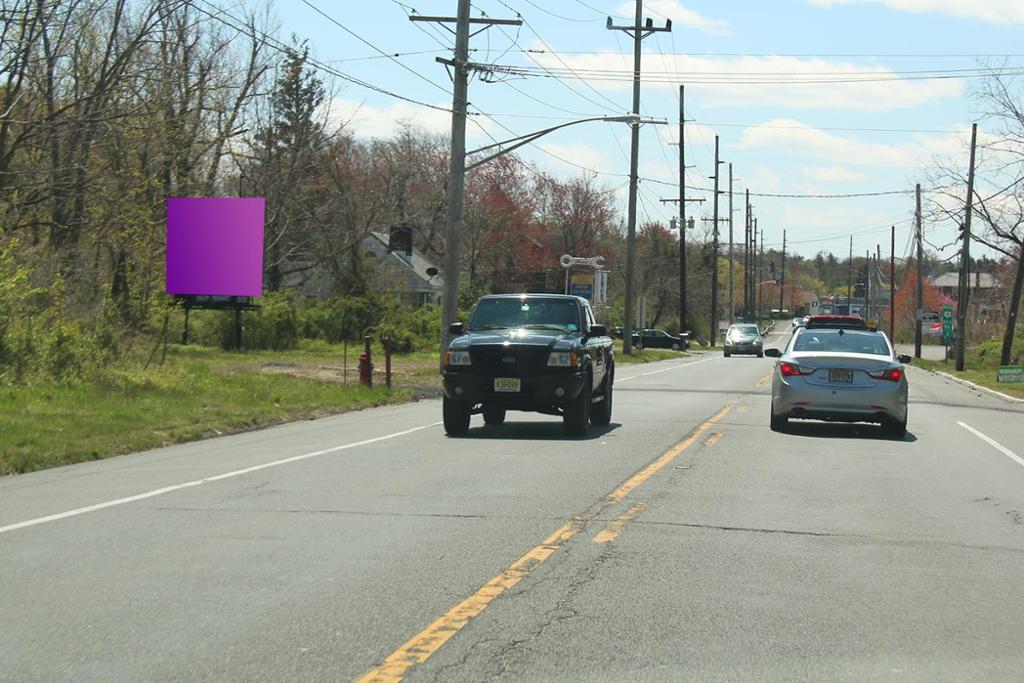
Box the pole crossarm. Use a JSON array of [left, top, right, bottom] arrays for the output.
[[659, 198, 705, 204], [606, 16, 672, 37]]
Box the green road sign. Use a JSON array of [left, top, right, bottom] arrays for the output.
[[942, 305, 953, 338], [997, 366, 1023, 384]]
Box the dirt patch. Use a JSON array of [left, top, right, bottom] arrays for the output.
[[261, 362, 442, 400]]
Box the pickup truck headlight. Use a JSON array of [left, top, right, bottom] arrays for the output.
[[547, 351, 578, 368], [445, 350, 471, 366]]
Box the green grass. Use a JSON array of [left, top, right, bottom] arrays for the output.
[[0, 341, 414, 475], [914, 358, 1024, 400], [612, 340, 686, 364]]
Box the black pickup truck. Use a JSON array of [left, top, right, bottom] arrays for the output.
[[442, 294, 614, 436]]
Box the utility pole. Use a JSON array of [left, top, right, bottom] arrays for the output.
[[779, 229, 786, 315], [847, 236, 854, 316], [865, 250, 872, 321], [710, 135, 721, 344], [413, 4, 521, 365], [753, 217, 759, 320], [728, 163, 734, 323], [744, 190, 751, 319], [915, 183, 923, 358], [890, 225, 896, 340], [758, 225, 764, 321], [956, 122, 978, 372], [608, 4, 671, 354], [658, 85, 702, 336]]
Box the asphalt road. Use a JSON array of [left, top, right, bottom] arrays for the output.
[[3, 331, 1023, 682]]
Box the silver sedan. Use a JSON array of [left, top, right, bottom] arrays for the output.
[[765, 327, 910, 437]]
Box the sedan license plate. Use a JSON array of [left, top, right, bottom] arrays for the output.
[[494, 377, 521, 393], [828, 368, 853, 384]]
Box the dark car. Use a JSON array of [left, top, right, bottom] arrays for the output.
[[631, 328, 686, 351], [442, 294, 614, 436]]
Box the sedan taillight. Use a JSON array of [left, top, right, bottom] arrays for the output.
[[779, 362, 813, 377], [868, 367, 903, 382]]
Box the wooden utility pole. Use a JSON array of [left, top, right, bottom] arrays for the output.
[[915, 183, 923, 358], [847, 236, 854, 316], [413, 5, 521, 366], [710, 134, 721, 345], [956, 123, 978, 372], [865, 251, 872, 321], [779, 229, 786, 315], [744, 190, 751, 319], [659, 85, 703, 336], [728, 163, 734, 323], [608, 3, 671, 354], [890, 225, 896, 340]]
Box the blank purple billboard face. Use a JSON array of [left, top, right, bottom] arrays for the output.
[[166, 197, 265, 297]]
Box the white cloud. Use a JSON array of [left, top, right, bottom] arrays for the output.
[[802, 165, 869, 183], [739, 118, 972, 168], [808, 0, 1024, 26], [614, 1, 731, 36], [531, 52, 962, 111], [536, 142, 611, 176], [327, 98, 491, 141]]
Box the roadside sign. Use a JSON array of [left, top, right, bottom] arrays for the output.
[[594, 270, 609, 306], [997, 366, 1023, 383], [941, 305, 954, 345], [569, 273, 594, 301]]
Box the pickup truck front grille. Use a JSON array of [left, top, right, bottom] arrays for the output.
[[471, 347, 548, 376]]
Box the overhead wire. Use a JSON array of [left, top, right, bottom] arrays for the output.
[[191, 0, 457, 113]]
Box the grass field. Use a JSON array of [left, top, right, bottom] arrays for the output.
[[0, 338, 695, 476], [914, 358, 1024, 400], [0, 341, 414, 475]]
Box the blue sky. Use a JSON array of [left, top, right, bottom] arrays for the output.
[[233, 0, 1023, 260]]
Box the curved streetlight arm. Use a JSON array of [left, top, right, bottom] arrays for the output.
[[465, 115, 665, 171]]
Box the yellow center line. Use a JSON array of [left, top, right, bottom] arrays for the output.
[[737, 405, 749, 413], [593, 501, 649, 543], [756, 371, 772, 386], [704, 432, 723, 446], [356, 400, 736, 683]]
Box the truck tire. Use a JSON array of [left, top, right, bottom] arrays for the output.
[[443, 396, 471, 436], [590, 372, 613, 427], [482, 404, 506, 425], [563, 376, 591, 436]]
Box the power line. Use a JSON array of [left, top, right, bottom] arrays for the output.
[[299, 0, 450, 96], [192, 0, 456, 113]]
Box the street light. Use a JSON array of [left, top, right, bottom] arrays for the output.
[[465, 115, 663, 171], [438, 114, 667, 364]]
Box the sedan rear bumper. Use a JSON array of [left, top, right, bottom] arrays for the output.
[[772, 375, 907, 423]]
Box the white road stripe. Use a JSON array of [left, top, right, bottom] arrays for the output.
[[0, 421, 444, 536], [958, 421, 1024, 470], [638, 355, 720, 377]]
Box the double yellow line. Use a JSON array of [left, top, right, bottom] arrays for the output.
[[358, 401, 736, 682]]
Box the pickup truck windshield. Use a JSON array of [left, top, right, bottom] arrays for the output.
[[470, 298, 581, 332]]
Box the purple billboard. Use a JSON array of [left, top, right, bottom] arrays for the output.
[[166, 197, 265, 297]]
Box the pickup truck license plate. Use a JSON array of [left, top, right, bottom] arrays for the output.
[[494, 377, 521, 392], [828, 368, 853, 383]]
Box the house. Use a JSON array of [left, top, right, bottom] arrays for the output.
[[362, 229, 444, 306], [286, 226, 444, 306], [931, 271, 996, 300]]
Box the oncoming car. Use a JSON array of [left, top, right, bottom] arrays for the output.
[[723, 323, 763, 357], [765, 321, 911, 437]]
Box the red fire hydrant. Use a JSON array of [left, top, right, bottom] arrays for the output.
[[359, 336, 373, 387]]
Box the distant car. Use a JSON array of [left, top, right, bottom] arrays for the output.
[[632, 328, 685, 351], [765, 319, 911, 437], [805, 314, 868, 330], [792, 317, 805, 328], [723, 323, 763, 357]]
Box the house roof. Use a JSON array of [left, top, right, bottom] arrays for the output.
[[931, 271, 996, 288], [368, 232, 443, 289]]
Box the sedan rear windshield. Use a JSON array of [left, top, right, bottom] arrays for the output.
[[793, 329, 890, 356], [470, 298, 581, 332], [729, 325, 759, 336]]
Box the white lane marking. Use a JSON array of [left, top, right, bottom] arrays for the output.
[[958, 421, 1024, 470], [0, 421, 444, 536], [634, 358, 716, 378]]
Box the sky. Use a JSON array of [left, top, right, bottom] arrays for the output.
[[222, 0, 1023, 261]]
